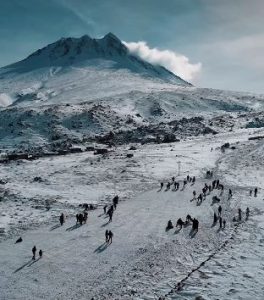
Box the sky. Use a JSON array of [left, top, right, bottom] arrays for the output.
[[0, 0, 264, 93]]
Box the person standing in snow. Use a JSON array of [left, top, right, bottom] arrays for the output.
[[79, 213, 84, 225], [213, 212, 218, 224], [108, 231, 113, 244], [238, 208, 242, 221], [39, 249, 43, 258], [254, 188, 258, 197], [223, 219, 226, 228], [228, 189, 233, 199], [219, 217, 223, 228], [160, 182, 164, 190], [246, 207, 250, 220], [59, 213, 65, 226], [105, 230, 109, 243], [83, 211, 88, 224], [113, 195, 119, 210], [249, 190, 252, 196], [218, 205, 222, 217], [32, 246, 37, 260]]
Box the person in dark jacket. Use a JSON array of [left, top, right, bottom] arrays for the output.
[[32, 246, 37, 260]]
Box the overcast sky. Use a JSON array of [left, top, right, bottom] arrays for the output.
[[0, 0, 263, 93]]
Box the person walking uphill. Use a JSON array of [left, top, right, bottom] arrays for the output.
[[108, 231, 113, 244], [59, 213, 65, 226]]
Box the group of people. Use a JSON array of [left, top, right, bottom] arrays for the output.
[[249, 188, 258, 197], [32, 245, 43, 260], [76, 211, 88, 225], [103, 195, 119, 222], [166, 214, 199, 232], [160, 175, 196, 192]]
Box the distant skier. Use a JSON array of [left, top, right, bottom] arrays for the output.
[[108, 231, 113, 244], [32, 246, 37, 260], [39, 249, 43, 258]]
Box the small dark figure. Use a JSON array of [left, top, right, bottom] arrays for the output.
[[166, 220, 173, 230], [254, 188, 258, 197], [166, 182, 171, 189], [113, 195, 119, 209], [187, 175, 190, 182], [213, 212, 218, 223], [32, 246, 37, 260], [183, 179, 187, 186], [219, 217, 223, 228], [238, 208, 242, 221], [249, 190, 252, 196], [218, 205, 222, 217], [246, 207, 250, 219], [192, 218, 199, 231], [193, 190, 196, 198], [176, 218, 184, 229], [108, 230, 113, 244], [108, 210, 113, 222], [105, 230, 109, 243], [223, 219, 226, 228], [59, 213, 65, 226], [15, 237, 23, 244], [172, 176, 175, 182], [83, 211, 88, 224], [39, 249, 43, 258], [192, 176, 196, 184], [103, 205, 108, 214], [76, 214, 79, 224], [228, 189, 233, 198], [79, 213, 84, 225], [160, 182, 164, 189], [186, 214, 193, 223]]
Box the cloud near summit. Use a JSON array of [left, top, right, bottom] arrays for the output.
[[124, 41, 201, 82]]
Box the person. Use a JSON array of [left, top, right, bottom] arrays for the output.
[[185, 214, 192, 224], [254, 188, 258, 197], [219, 217, 223, 228], [113, 195, 119, 209], [246, 207, 250, 219], [59, 213, 65, 226], [108, 210, 113, 222], [176, 218, 184, 230], [172, 176, 175, 182], [105, 230, 109, 243], [249, 190, 252, 196], [228, 189, 233, 198], [32, 246, 37, 260], [83, 211, 88, 224], [108, 230, 113, 244], [192, 176, 196, 184], [103, 205, 108, 214], [166, 220, 173, 230], [76, 214, 79, 224], [166, 182, 171, 190], [160, 182, 164, 189], [213, 212, 218, 223], [187, 175, 190, 182], [39, 249, 43, 258], [238, 208, 242, 221], [193, 190, 196, 199], [79, 213, 84, 225], [223, 219, 226, 228], [218, 205, 222, 217]]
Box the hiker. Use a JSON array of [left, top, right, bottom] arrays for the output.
[[176, 218, 184, 230], [160, 182, 164, 189], [192, 218, 199, 231], [103, 205, 108, 214], [172, 176, 175, 182], [228, 189, 233, 198], [246, 207, 250, 219], [79, 213, 84, 225], [213, 212, 218, 223], [238, 208, 242, 221], [218, 205, 222, 217], [193, 190, 196, 199], [83, 211, 88, 224], [32, 246, 37, 260], [192, 176, 196, 184], [108, 230, 113, 244], [223, 219, 226, 228], [187, 175, 190, 182], [166, 220, 173, 230], [105, 230, 109, 243], [254, 188, 258, 197], [39, 250, 43, 258], [166, 182, 171, 190], [113, 195, 119, 209], [249, 190, 252, 196], [219, 217, 223, 228], [59, 213, 65, 226]]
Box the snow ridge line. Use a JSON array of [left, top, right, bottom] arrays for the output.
[[163, 219, 246, 299]]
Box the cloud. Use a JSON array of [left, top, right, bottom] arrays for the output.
[[124, 41, 202, 82]]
